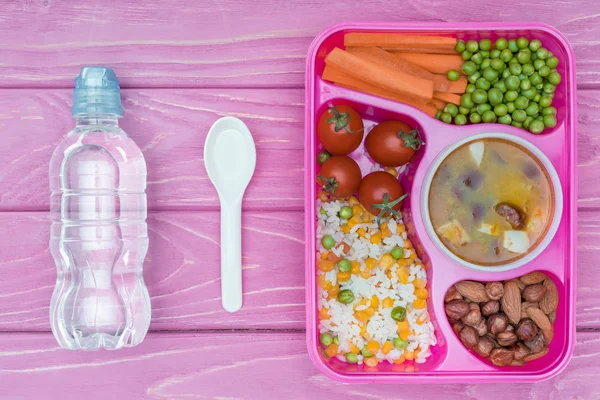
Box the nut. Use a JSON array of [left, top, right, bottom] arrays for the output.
[[524, 333, 545, 354], [455, 281, 490, 303], [496, 331, 518, 347], [522, 284, 547, 302], [526, 307, 554, 344], [445, 286, 463, 303], [523, 346, 549, 362], [452, 322, 464, 336], [474, 336, 495, 357], [474, 318, 488, 336], [511, 360, 525, 366], [540, 278, 559, 314], [487, 313, 509, 335], [490, 348, 514, 366], [520, 301, 539, 319], [461, 308, 482, 327], [469, 302, 480, 310], [516, 318, 538, 341], [481, 300, 500, 316], [485, 281, 504, 301], [548, 310, 557, 324], [445, 299, 471, 321], [458, 325, 479, 349], [512, 342, 532, 361], [501, 280, 522, 325], [520, 271, 547, 285]]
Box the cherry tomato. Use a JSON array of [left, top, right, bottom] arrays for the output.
[[317, 105, 365, 155], [318, 156, 362, 198], [359, 171, 406, 217], [365, 120, 424, 167]]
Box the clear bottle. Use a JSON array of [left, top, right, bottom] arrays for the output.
[[49, 67, 150, 350]]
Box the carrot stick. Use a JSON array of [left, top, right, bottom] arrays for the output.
[[394, 53, 463, 75], [432, 98, 447, 110], [344, 33, 457, 51], [433, 91, 461, 106], [324, 48, 434, 101], [441, 76, 468, 94], [386, 47, 458, 55], [322, 65, 438, 117], [346, 47, 449, 92]]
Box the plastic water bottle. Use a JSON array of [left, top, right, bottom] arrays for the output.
[[49, 67, 150, 350]]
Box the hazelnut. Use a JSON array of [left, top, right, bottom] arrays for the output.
[[512, 342, 532, 361], [522, 284, 548, 302], [474, 336, 495, 357], [496, 331, 518, 347], [458, 325, 479, 349], [481, 300, 500, 316], [452, 322, 464, 336], [490, 348, 514, 366], [461, 308, 482, 327], [444, 286, 463, 303], [525, 333, 545, 354], [445, 299, 470, 321], [487, 313, 509, 335], [516, 318, 538, 341], [474, 318, 488, 336], [485, 281, 504, 301]]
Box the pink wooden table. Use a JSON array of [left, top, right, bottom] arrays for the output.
[[1, 1, 599, 398]]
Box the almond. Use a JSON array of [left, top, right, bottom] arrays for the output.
[[548, 310, 557, 323], [523, 346, 549, 362], [455, 281, 490, 303], [520, 271, 547, 285], [502, 280, 522, 325], [540, 278, 559, 314], [526, 307, 554, 344], [521, 301, 539, 319], [445, 285, 463, 303], [522, 284, 547, 302]]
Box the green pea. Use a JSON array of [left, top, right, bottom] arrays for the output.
[[496, 38, 508, 50], [488, 88, 504, 106], [466, 40, 479, 53], [505, 75, 520, 90], [476, 77, 491, 91], [317, 151, 331, 165], [533, 59, 545, 70], [529, 39, 542, 52], [447, 69, 460, 81], [480, 50, 490, 59], [535, 83, 544, 90], [338, 259, 351, 272], [481, 58, 491, 70], [538, 65, 551, 77], [469, 113, 482, 123], [339, 206, 353, 220], [391, 306, 407, 322], [539, 95, 553, 108], [542, 106, 557, 116], [468, 72, 481, 84], [511, 121, 523, 128], [322, 235, 335, 250], [444, 103, 459, 117], [509, 63, 522, 75], [319, 207, 327, 215], [530, 72, 543, 86], [477, 103, 492, 114], [517, 50, 531, 64], [546, 56, 559, 68], [533, 93, 541, 103], [493, 80, 507, 93], [479, 38, 492, 51], [440, 112, 452, 124], [435, 110, 442, 120], [520, 78, 532, 91], [360, 346, 373, 357], [461, 50, 473, 61], [508, 39, 519, 53], [466, 83, 476, 93], [509, 57, 519, 65], [498, 114, 512, 125], [522, 63, 535, 76], [482, 110, 497, 123], [521, 88, 536, 100], [333, 336, 340, 345], [454, 40, 466, 53], [531, 52, 538, 62], [483, 67, 499, 82], [502, 68, 512, 79], [512, 109, 527, 122], [543, 83, 556, 93], [459, 106, 470, 115], [320, 332, 333, 346], [462, 61, 478, 76], [345, 352, 358, 364], [391, 246, 404, 260], [525, 102, 540, 117], [472, 89, 488, 104], [517, 37, 529, 49], [490, 49, 501, 59], [461, 93, 475, 108], [515, 96, 529, 110], [536, 48, 549, 60], [506, 102, 516, 113], [547, 51, 554, 58], [338, 289, 355, 304], [523, 116, 534, 129], [505, 90, 519, 102], [471, 52, 483, 65], [529, 119, 545, 134], [493, 104, 508, 116], [454, 114, 467, 125], [543, 114, 557, 128], [548, 72, 561, 85], [500, 48, 513, 62], [393, 337, 409, 350]]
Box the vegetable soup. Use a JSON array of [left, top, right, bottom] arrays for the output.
[[429, 138, 554, 265]]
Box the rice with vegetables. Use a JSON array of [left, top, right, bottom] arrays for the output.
[[316, 196, 436, 366]]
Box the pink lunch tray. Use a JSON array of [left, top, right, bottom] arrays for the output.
[[304, 22, 577, 383]]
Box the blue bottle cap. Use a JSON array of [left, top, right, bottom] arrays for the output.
[[72, 66, 123, 116]]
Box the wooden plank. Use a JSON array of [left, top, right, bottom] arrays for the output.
[[0, 209, 598, 331], [0, 331, 598, 399], [0, 1, 599, 88]]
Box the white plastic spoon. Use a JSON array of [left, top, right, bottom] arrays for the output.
[[204, 117, 256, 312]]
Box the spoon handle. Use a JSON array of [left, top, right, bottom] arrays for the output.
[[220, 199, 243, 312]]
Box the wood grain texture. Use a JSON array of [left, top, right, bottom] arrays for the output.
[[0, 1, 598, 88], [0, 331, 598, 399]]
